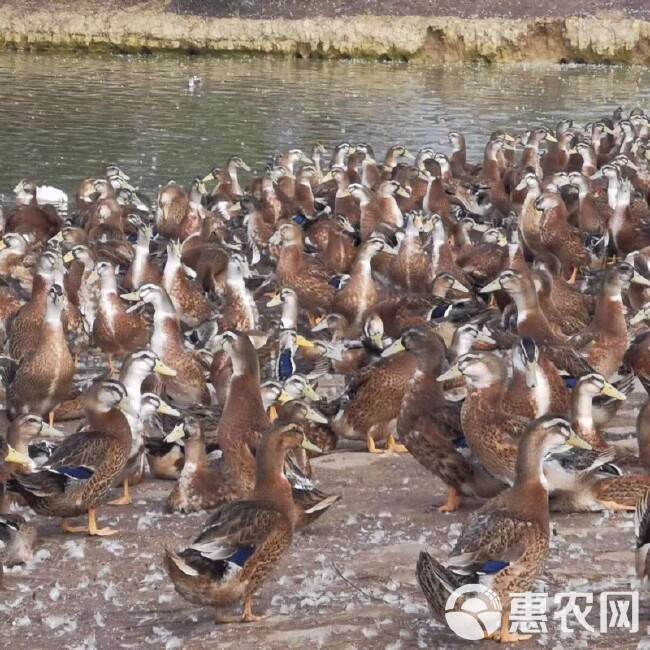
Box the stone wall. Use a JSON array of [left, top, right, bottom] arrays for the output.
[[1, 3, 649, 64]]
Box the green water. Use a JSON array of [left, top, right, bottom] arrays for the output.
[[0, 52, 649, 202]]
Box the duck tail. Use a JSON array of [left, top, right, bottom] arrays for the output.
[[416, 548, 465, 622], [634, 489, 650, 587]]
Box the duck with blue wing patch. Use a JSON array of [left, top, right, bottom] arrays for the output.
[[164, 423, 322, 624], [417, 416, 592, 643]]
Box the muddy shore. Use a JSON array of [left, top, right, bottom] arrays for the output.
[[1, 1, 650, 63]]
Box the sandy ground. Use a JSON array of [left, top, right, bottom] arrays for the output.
[[1, 383, 649, 649]]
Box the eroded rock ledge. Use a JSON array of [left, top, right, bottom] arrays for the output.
[[1, 5, 649, 64]]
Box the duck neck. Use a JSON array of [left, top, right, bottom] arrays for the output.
[[252, 447, 294, 517], [571, 388, 595, 439], [183, 436, 207, 467]]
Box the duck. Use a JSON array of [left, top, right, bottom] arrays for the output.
[[204, 156, 251, 203], [271, 222, 335, 318], [9, 379, 135, 536], [635, 489, 650, 588], [93, 261, 150, 372], [123, 222, 162, 292], [571, 262, 650, 378], [154, 183, 190, 241], [503, 337, 570, 419], [6, 249, 63, 361], [416, 415, 590, 644], [0, 513, 36, 587], [164, 417, 230, 514], [9, 179, 64, 244], [164, 422, 320, 624], [385, 327, 505, 512], [220, 254, 258, 332], [163, 240, 213, 328], [5, 414, 65, 465], [330, 235, 384, 331], [7, 284, 75, 426], [121, 284, 210, 406], [332, 335, 418, 452], [110, 350, 179, 504]]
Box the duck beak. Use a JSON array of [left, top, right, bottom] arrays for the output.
[[590, 170, 603, 180], [201, 171, 215, 182], [626, 160, 639, 171], [631, 272, 650, 287], [120, 291, 141, 301], [268, 405, 279, 422], [63, 251, 75, 264], [4, 445, 32, 465], [437, 362, 461, 382], [228, 202, 242, 213], [277, 389, 292, 404], [49, 231, 65, 243], [266, 293, 283, 307], [545, 133, 558, 143], [153, 359, 177, 376], [311, 317, 329, 332], [240, 162, 251, 172], [402, 149, 416, 160], [13, 182, 23, 194], [604, 127, 616, 136], [525, 360, 538, 389], [601, 382, 626, 401], [630, 310, 649, 325], [514, 179, 527, 191], [302, 383, 320, 401], [300, 436, 322, 454], [295, 335, 314, 348], [481, 278, 503, 293], [164, 423, 185, 443], [381, 338, 405, 358], [86, 270, 99, 285], [476, 329, 496, 345], [566, 430, 593, 450], [156, 400, 181, 417], [337, 188, 351, 198], [451, 279, 471, 293], [0, 240, 6, 251], [504, 134, 516, 142], [496, 233, 507, 246], [305, 406, 328, 424], [320, 171, 334, 183], [396, 186, 411, 198], [41, 423, 66, 438], [371, 333, 384, 350], [269, 231, 282, 246]]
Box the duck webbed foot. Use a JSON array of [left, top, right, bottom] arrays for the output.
[[61, 518, 88, 534], [366, 435, 383, 453], [108, 480, 133, 506], [88, 508, 118, 536], [438, 486, 462, 513], [240, 596, 268, 623], [384, 434, 408, 453], [490, 612, 533, 643]]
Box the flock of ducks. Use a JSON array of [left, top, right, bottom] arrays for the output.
[[0, 106, 650, 641]]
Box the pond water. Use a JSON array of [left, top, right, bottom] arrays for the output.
[[0, 52, 649, 203]]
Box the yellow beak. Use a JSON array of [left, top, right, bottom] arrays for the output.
[[154, 359, 177, 377], [320, 172, 334, 183], [566, 430, 593, 450], [302, 384, 320, 401], [481, 278, 503, 293], [156, 400, 181, 417], [164, 423, 185, 443], [295, 335, 314, 348], [63, 251, 75, 263], [4, 445, 33, 465], [267, 293, 283, 307], [305, 406, 328, 424], [545, 133, 558, 143], [268, 405, 279, 422], [277, 389, 293, 404], [228, 202, 242, 213], [437, 362, 462, 382], [402, 149, 416, 160], [601, 382, 626, 401], [300, 436, 322, 454], [396, 186, 411, 198], [381, 338, 406, 358], [120, 291, 141, 301], [371, 333, 384, 350]]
